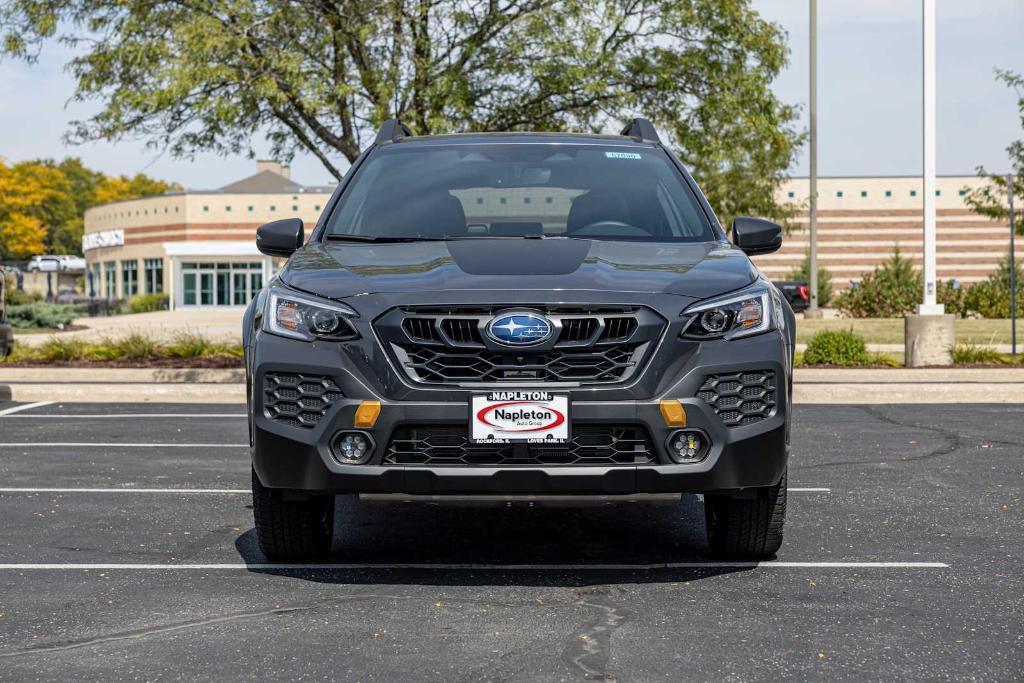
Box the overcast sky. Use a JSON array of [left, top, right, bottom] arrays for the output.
[[0, 0, 1021, 188]]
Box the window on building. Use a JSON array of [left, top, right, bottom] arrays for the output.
[[836, 191, 843, 198], [248, 205, 254, 212], [315, 204, 321, 211], [787, 191, 795, 199], [225, 205, 232, 212], [122, 260, 139, 297], [500, 197, 507, 205], [935, 190, 941, 196], [104, 262, 117, 299], [144, 258, 164, 294], [958, 189, 967, 196], [546, 197, 553, 204], [203, 205, 209, 212], [910, 190, 917, 197], [885, 190, 892, 197], [270, 205, 276, 212], [180, 261, 264, 307], [292, 205, 298, 212], [860, 191, 868, 197], [477, 197, 484, 204], [523, 197, 531, 204]]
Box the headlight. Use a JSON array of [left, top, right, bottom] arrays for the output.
[[680, 286, 772, 340], [264, 287, 359, 342]]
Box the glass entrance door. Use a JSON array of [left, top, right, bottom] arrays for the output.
[[180, 261, 264, 307]]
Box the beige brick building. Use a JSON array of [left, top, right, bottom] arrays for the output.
[[83, 162, 334, 309], [754, 175, 1018, 288]]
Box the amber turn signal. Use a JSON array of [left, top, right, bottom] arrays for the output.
[[659, 400, 687, 427], [354, 400, 382, 428]]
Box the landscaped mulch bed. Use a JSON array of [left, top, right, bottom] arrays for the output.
[[2, 356, 243, 368]]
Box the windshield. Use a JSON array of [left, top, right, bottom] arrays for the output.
[[324, 143, 715, 242]]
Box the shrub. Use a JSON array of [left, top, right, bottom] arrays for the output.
[[963, 254, 1024, 319], [128, 293, 169, 314], [937, 280, 970, 318], [35, 337, 89, 361], [167, 330, 218, 358], [787, 252, 833, 306], [6, 303, 80, 329], [834, 246, 921, 318], [802, 329, 871, 366], [949, 342, 1009, 365], [104, 332, 164, 359]]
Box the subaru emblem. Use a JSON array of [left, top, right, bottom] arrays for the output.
[[486, 312, 553, 346]]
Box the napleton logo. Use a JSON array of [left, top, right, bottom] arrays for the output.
[[475, 401, 566, 433]]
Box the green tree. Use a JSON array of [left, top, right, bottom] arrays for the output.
[[0, 0, 802, 226], [964, 253, 1024, 319], [834, 246, 922, 318], [963, 69, 1024, 231], [0, 157, 177, 258]]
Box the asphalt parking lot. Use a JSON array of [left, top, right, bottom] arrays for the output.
[[0, 401, 1020, 680]]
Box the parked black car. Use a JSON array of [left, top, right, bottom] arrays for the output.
[[244, 119, 796, 561], [773, 280, 810, 313], [0, 271, 13, 358]]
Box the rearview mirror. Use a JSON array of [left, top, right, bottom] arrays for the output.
[[731, 217, 782, 256], [256, 218, 304, 257]]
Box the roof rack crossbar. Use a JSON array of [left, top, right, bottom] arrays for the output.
[[620, 117, 661, 143], [375, 118, 413, 144]]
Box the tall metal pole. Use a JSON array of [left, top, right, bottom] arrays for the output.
[[919, 0, 942, 314], [1010, 174, 1017, 356], [807, 0, 819, 315]]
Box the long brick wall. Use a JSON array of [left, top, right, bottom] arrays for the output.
[[751, 176, 1020, 288]]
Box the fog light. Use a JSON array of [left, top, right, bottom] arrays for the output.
[[333, 431, 374, 464], [666, 430, 709, 463]]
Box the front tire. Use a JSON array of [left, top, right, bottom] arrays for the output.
[[704, 468, 787, 559], [252, 468, 335, 561]]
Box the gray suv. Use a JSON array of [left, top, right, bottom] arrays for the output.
[[244, 119, 795, 561]]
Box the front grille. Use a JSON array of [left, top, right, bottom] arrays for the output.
[[384, 425, 656, 466], [696, 370, 776, 426], [264, 372, 343, 428], [377, 306, 665, 386], [397, 343, 642, 383]]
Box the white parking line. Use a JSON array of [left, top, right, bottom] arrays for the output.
[[0, 443, 247, 448], [0, 561, 949, 570], [0, 413, 245, 419], [0, 401, 55, 416]]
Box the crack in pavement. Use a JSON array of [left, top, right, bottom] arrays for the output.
[[794, 406, 964, 471], [0, 590, 539, 660], [563, 587, 628, 681]]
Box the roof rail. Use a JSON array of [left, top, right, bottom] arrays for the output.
[[375, 118, 413, 144], [620, 117, 661, 143]]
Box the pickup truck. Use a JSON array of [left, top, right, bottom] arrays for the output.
[[772, 280, 810, 313]]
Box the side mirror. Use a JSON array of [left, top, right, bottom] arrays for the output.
[[731, 216, 782, 256], [256, 218, 304, 257]]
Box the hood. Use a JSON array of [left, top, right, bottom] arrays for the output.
[[280, 238, 758, 301]]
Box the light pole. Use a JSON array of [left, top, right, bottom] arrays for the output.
[[905, 0, 954, 366], [1010, 174, 1017, 356], [806, 0, 821, 319]]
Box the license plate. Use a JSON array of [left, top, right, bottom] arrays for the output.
[[471, 391, 569, 443]]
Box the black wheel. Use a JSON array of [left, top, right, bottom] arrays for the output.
[[704, 468, 787, 559], [252, 468, 335, 561]]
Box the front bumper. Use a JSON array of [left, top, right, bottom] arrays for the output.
[[250, 328, 791, 496]]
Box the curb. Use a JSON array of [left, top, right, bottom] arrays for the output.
[[3, 368, 1023, 405]]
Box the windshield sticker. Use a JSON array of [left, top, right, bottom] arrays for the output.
[[605, 151, 642, 160]]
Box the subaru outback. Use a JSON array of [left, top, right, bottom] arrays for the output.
[[244, 118, 795, 561]]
